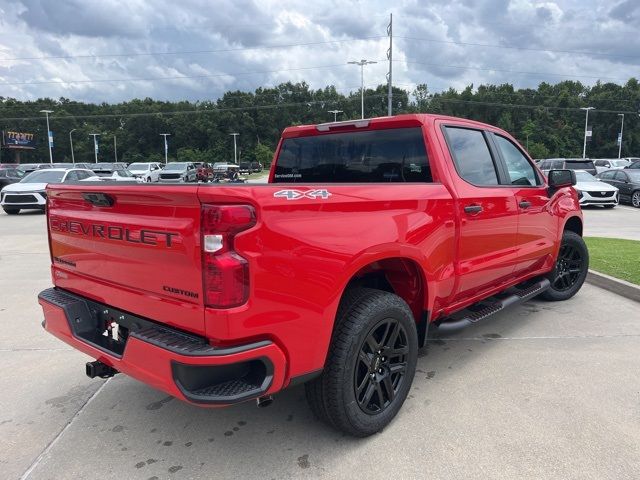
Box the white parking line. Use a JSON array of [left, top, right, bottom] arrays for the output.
[[617, 205, 638, 212], [19, 379, 110, 480]]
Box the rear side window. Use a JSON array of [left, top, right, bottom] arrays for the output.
[[565, 161, 594, 170], [273, 128, 431, 183], [494, 135, 540, 186], [445, 127, 499, 185], [614, 171, 628, 181]]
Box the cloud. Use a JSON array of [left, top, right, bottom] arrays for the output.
[[0, 0, 637, 103]]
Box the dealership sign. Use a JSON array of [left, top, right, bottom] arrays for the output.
[[2, 131, 36, 149]]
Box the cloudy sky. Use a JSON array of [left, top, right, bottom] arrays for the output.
[[0, 0, 638, 103]]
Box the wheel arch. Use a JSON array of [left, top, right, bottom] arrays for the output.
[[563, 215, 583, 237], [338, 256, 430, 346]]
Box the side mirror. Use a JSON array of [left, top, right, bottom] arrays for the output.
[[548, 169, 576, 188]]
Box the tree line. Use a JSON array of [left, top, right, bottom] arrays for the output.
[[1, 78, 639, 165]]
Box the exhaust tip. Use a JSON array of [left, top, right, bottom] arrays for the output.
[[256, 395, 273, 408]]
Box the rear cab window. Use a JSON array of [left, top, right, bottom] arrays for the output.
[[443, 127, 499, 185], [273, 127, 432, 183]]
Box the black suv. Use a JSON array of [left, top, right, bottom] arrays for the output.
[[538, 158, 597, 176]]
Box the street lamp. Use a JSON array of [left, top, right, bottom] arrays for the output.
[[69, 129, 76, 164], [39, 109, 54, 164], [230, 133, 239, 164], [328, 110, 343, 122], [580, 107, 595, 159], [617, 113, 625, 159], [89, 134, 100, 163], [348, 59, 377, 119], [160, 133, 170, 164]]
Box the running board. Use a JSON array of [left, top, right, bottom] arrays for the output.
[[434, 278, 550, 333]]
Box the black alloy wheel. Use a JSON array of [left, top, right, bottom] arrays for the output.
[[552, 243, 584, 291], [355, 318, 408, 414], [632, 191, 640, 208], [304, 288, 418, 437], [540, 231, 589, 301]]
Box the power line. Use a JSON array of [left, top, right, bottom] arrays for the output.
[[0, 60, 387, 87], [395, 35, 640, 62], [0, 93, 393, 122], [394, 60, 629, 82], [1, 36, 387, 62]]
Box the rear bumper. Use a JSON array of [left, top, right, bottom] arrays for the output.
[[38, 288, 286, 406]]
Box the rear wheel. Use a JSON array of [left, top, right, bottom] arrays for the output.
[[2, 207, 20, 215], [305, 288, 418, 437], [632, 191, 640, 208], [540, 231, 589, 301]]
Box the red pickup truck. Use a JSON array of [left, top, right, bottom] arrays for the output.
[[38, 114, 587, 436]]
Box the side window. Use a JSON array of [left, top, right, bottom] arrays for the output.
[[614, 171, 628, 182], [445, 127, 498, 185], [494, 135, 540, 186], [600, 171, 613, 180], [64, 171, 78, 182], [539, 160, 548, 170]]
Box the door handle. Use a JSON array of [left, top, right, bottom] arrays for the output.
[[519, 200, 531, 209], [464, 204, 483, 214]]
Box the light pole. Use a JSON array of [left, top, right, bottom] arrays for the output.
[[230, 133, 239, 164], [617, 113, 625, 159], [89, 134, 100, 163], [160, 133, 170, 164], [69, 129, 76, 164], [40, 109, 54, 164], [348, 59, 377, 119], [114, 135, 118, 162], [581, 107, 595, 159], [328, 110, 343, 122]]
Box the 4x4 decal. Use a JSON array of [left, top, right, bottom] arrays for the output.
[[273, 189, 332, 200]]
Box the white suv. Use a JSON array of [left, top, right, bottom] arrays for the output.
[[0, 168, 98, 215], [127, 162, 162, 182]]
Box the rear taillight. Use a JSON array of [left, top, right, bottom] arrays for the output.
[[201, 204, 256, 308]]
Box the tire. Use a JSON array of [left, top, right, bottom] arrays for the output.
[[3, 207, 20, 215], [632, 191, 640, 208], [146, 177, 151, 183], [305, 288, 418, 437], [540, 231, 589, 301]]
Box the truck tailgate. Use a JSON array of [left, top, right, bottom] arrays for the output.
[[46, 183, 205, 335]]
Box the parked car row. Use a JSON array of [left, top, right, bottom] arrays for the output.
[[0, 160, 263, 184], [0, 168, 99, 214]]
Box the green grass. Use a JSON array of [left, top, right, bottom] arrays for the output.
[[584, 237, 640, 285]]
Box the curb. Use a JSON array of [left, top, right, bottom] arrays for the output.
[[586, 269, 640, 303]]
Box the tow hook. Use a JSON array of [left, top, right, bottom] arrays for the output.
[[256, 395, 273, 408], [86, 360, 119, 379]]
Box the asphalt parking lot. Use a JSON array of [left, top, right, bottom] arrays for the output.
[[1, 208, 639, 479]]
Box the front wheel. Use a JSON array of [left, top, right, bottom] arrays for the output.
[[632, 191, 640, 208], [540, 231, 589, 301], [305, 288, 418, 437]]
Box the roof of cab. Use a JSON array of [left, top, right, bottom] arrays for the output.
[[280, 113, 507, 138]]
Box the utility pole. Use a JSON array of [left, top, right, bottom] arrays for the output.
[[40, 110, 54, 164], [69, 129, 76, 164], [348, 59, 377, 119], [580, 107, 594, 159], [89, 133, 100, 163], [160, 133, 170, 164], [114, 135, 118, 162], [328, 110, 343, 122], [617, 113, 624, 158], [386, 13, 393, 116], [230, 133, 239, 163]]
